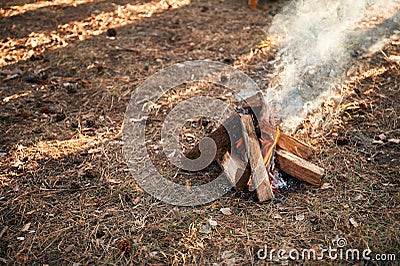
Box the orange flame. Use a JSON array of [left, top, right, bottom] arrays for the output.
[[261, 125, 280, 166]]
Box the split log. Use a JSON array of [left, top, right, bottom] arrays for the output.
[[218, 152, 249, 191], [240, 115, 274, 201], [275, 149, 324, 186], [264, 126, 314, 159]]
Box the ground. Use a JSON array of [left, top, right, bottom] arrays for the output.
[[0, 0, 399, 265]]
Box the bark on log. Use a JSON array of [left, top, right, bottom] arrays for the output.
[[185, 115, 242, 161]]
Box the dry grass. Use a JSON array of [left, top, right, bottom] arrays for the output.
[[1, 0, 399, 265]]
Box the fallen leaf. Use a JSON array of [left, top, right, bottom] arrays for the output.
[[107, 178, 122, 184], [388, 138, 400, 144], [273, 213, 283, 219], [378, 133, 386, 141], [14, 253, 28, 263], [21, 222, 31, 232], [116, 239, 131, 252], [295, 214, 305, 221], [149, 251, 158, 257], [221, 250, 236, 265], [220, 207, 231, 215], [320, 183, 333, 190], [208, 218, 218, 227], [12, 161, 24, 168], [19, 109, 31, 118], [349, 218, 359, 228], [386, 55, 400, 62], [372, 140, 384, 144], [87, 148, 101, 154], [65, 244, 74, 252], [199, 224, 212, 234]]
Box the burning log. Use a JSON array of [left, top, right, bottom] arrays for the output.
[[184, 93, 324, 201], [240, 114, 274, 201], [243, 92, 314, 159]]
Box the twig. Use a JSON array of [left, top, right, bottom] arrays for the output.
[[0, 226, 8, 239], [38, 186, 99, 194]]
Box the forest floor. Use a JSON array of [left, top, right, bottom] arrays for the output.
[[0, 0, 399, 265]]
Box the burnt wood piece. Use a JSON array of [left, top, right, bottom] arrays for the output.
[[240, 115, 274, 201], [275, 149, 324, 186], [218, 152, 250, 191]]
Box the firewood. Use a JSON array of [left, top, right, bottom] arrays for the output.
[[240, 115, 274, 201], [263, 126, 314, 159], [185, 93, 324, 193], [184, 112, 320, 186], [275, 149, 324, 186], [218, 152, 250, 191], [185, 115, 242, 161], [242, 92, 314, 159]]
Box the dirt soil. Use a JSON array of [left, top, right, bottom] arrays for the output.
[[0, 0, 399, 265]]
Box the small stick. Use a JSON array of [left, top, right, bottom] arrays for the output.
[[0, 226, 8, 239]]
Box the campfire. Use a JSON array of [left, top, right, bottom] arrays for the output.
[[186, 92, 324, 201]]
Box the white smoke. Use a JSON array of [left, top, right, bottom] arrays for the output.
[[265, 0, 400, 131]]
